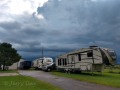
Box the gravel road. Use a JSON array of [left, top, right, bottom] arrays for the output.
[[19, 70, 120, 90]]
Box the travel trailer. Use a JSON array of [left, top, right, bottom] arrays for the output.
[[32, 57, 55, 71], [56, 46, 116, 73]]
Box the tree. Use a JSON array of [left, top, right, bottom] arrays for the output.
[[0, 42, 21, 70]]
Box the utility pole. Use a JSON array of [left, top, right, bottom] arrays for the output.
[[41, 47, 44, 64], [42, 47, 44, 58]]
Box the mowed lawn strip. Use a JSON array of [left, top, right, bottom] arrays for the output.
[[0, 75, 62, 90], [0, 70, 18, 73], [51, 71, 120, 88]]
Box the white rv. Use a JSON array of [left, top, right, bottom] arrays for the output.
[[32, 57, 54, 71], [56, 46, 116, 72]]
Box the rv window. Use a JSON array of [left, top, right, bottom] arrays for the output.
[[78, 54, 81, 61], [63, 59, 65, 65], [58, 59, 61, 66], [64, 58, 67, 65], [71, 56, 75, 62], [87, 52, 93, 57], [108, 51, 115, 56], [58, 59, 60, 65]]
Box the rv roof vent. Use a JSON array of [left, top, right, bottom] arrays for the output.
[[89, 45, 98, 48]]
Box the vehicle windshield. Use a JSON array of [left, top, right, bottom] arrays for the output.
[[108, 51, 116, 56], [108, 50, 117, 60]]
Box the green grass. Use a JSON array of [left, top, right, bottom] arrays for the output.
[[104, 68, 120, 74], [0, 70, 18, 73], [0, 75, 62, 90], [51, 70, 120, 88]]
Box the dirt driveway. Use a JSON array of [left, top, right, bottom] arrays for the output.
[[19, 70, 119, 90]]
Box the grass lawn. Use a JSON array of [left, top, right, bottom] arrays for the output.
[[0, 70, 18, 73], [51, 70, 120, 88], [0, 75, 62, 90]]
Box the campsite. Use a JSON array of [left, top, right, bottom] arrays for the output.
[[0, 67, 120, 90], [1, 0, 120, 90], [0, 45, 120, 90]]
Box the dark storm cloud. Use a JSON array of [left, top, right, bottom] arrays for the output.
[[0, 0, 120, 62], [18, 45, 73, 53], [36, 0, 120, 61], [0, 21, 21, 30]]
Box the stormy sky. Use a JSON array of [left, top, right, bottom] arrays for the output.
[[0, 0, 120, 62]]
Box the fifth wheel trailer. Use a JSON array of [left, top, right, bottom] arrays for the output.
[[56, 46, 116, 72]]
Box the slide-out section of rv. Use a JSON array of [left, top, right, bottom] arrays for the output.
[[56, 46, 116, 73]]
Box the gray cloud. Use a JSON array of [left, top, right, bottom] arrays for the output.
[[0, 21, 21, 30], [0, 0, 120, 62]]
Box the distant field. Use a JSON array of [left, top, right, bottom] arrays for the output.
[[51, 69, 120, 88], [0, 75, 62, 90]]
